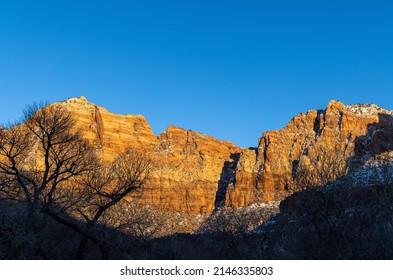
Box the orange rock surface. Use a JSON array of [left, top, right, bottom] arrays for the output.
[[59, 97, 156, 159], [144, 125, 241, 214], [227, 100, 393, 207], [36, 98, 393, 213], [56, 97, 242, 214]]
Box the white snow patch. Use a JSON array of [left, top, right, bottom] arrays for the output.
[[346, 103, 393, 116]]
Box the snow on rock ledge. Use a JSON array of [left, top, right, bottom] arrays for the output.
[[346, 103, 393, 116]]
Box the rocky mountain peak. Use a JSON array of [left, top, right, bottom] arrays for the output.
[[54, 97, 156, 160], [64, 96, 89, 104], [327, 99, 345, 112]]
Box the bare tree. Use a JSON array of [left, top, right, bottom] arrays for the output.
[[0, 124, 33, 204], [104, 201, 170, 241], [0, 103, 95, 228], [0, 102, 155, 259], [67, 148, 154, 259], [291, 143, 349, 193]]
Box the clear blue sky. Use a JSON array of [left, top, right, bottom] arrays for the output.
[[1, 0, 392, 147]]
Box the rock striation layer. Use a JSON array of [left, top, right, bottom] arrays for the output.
[[60, 96, 156, 159]]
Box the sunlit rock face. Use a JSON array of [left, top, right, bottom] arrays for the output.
[[227, 100, 393, 207], [45, 97, 393, 213], [57, 97, 242, 214], [144, 125, 242, 214], [60, 96, 157, 160]]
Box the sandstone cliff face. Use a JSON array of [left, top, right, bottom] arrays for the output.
[[226, 100, 393, 207], [59, 96, 156, 160], [142, 125, 241, 214], [51, 97, 393, 213], [57, 97, 242, 214]]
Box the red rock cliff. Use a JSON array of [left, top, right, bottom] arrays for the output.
[[50, 97, 393, 212], [57, 97, 242, 214], [226, 100, 393, 207]]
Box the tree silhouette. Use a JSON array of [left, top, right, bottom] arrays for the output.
[[0, 103, 154, 259], [0, 103, 95, 228]]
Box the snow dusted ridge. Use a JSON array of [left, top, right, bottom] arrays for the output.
[[346, 103, 393, 116], [349, 151, 393, 186]]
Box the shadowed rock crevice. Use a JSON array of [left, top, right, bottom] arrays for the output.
[[214, 153, 241, 209], [94, 105, 104, 147], [292, 159, 300, 180], [313, 109, 325, 138], [354, 113, 393, 158]]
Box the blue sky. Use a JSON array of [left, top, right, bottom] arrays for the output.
[[1, 1, 392, 147]]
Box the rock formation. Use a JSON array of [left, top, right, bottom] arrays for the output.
[[25, 97, 393, 213], [60, 96, 156, 160], [144, 125, 241, 214], [55, 97, 242, 214], [226, 100, 393, 207]]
